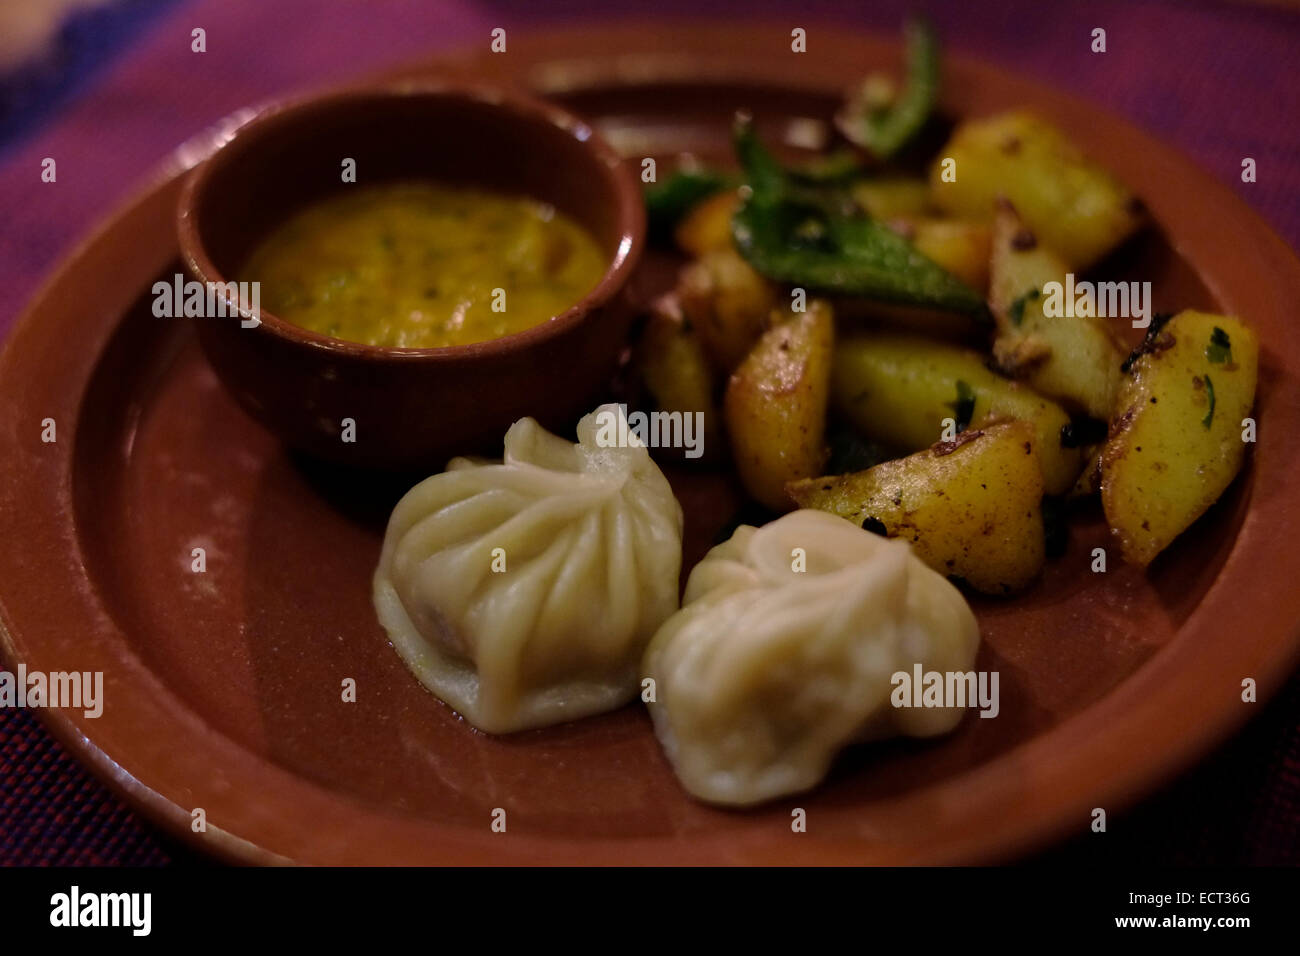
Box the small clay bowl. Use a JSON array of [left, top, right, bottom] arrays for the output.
[[177, 80, 643, 470]]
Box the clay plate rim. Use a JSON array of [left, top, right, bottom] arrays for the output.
[[1, 21, 1299, 865]]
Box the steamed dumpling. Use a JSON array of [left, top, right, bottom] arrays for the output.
[[374, 404, 683, 733], [642, 509, 979, 806]]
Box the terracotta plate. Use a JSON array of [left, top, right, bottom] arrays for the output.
[[2, 24, 1300, 865]]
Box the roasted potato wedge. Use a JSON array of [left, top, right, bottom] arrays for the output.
[[1100, 310, 1258, 566], [928, 111, 1144, 270], [832, 332, 1083, 495], [675, 190, 740, 258], [788, 419, 1046, 594], [678, 248, 778, 374], [725, 300, 834, 510], [988, 204, 1124, 419], [633, 294, 721, 462]]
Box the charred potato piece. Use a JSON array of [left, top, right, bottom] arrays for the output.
[[675, 190, 740, 258], [725, 300, 834, 511], [788, 419, 1046, 594], [1100, 310, 1258, 566], [929, 111, 1144, 270], [678, 248, 778, 374], [832, 332, 1083, 495], [988, 204, 1124, 420], [633, 294, 721, 462]]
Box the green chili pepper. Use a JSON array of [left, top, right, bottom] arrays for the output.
[[644, 169, 737, 244], [786, 149, 865, 186], [1202, 374, 1216, 429], [730, 115, 986, 315], [843, 17, 939, 160]]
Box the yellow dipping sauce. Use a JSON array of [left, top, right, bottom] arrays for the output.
[[242, 182, 607, 348]]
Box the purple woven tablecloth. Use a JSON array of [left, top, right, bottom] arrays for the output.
[[2, 0, 1298, 866]]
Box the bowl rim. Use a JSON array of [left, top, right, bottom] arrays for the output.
[[175, 77, 645, 362]]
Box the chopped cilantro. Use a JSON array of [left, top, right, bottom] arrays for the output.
[[1008, 288, 1041, 327], [1206, 326, 1232, 364], [1202, 374, 1216, 429]]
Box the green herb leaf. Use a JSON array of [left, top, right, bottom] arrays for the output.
[[1009, 288, 1041, 327], [1206, 326, 1232, 364], [948, 379, 976, 432], [1202, 374, 1216, 429], [730, 116, 986, 315]]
